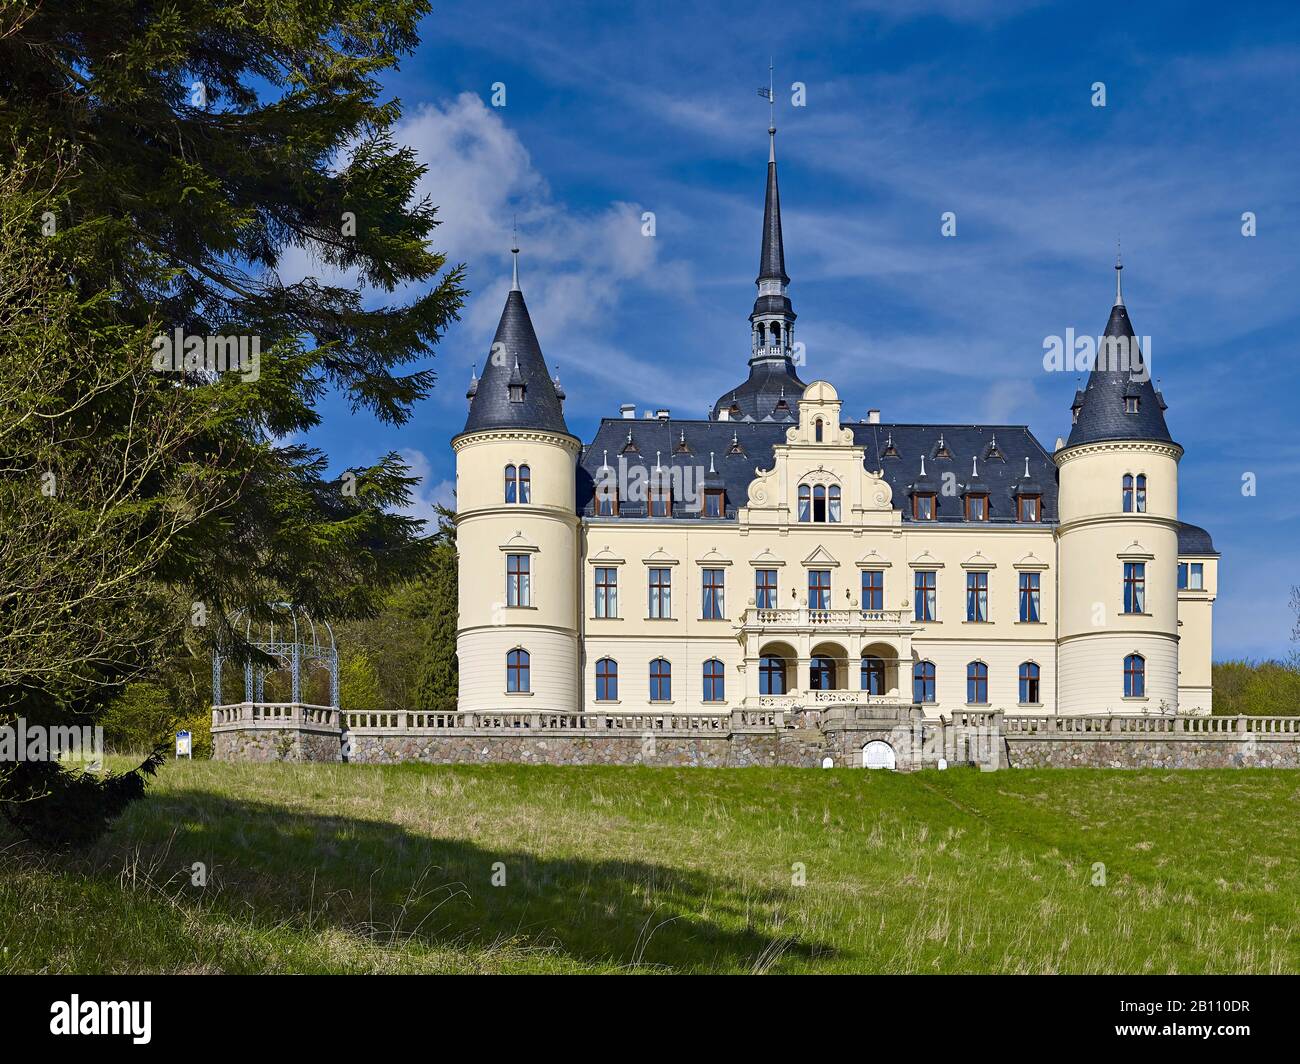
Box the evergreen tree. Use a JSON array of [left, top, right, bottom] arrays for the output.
[[0, 2, 464, 846], [414, 506, 458, 711]]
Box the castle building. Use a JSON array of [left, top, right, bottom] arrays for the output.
[[453, 126, 1218, 721]]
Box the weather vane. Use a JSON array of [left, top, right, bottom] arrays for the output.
[[757, 58, 775, 133]]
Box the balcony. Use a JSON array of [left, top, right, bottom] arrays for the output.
[[741, 607, 913, 634]]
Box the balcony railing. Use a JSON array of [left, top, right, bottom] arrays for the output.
[[744, 607, 911, 631]]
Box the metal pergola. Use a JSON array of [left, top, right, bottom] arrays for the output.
[[212, 602, 339, 707]]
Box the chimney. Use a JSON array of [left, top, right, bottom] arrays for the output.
[[866, 409, 881, 425], [620, 403, 635, 420], [656, 408, 670, 420]]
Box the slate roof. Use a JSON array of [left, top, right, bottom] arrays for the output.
[[1066, 291, 1174, 448], [1176, 522, 1218, 555], [459, 285, 571, 439], [577, 419, 1058, 524], [709, 359, 807, 422]]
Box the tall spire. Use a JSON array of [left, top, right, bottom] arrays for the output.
[[711, 68, 804, 421]]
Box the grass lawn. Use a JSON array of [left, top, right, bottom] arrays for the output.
[[2, 760, 1298, 974]]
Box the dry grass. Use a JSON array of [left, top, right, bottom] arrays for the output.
[[2, 761, 1298, 973]]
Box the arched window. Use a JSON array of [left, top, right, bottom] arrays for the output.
[[966, 661, 988, 704], [1135, 474, 1147, 513], [1122, 473, 1134, 512], [760, 655, 786, 695], [650, 658, 672, 702], [596, 658, 618, 702], [518, 464, 531, 504], [772, 322, 781, 345], [756, 323, 766, 346], [828, 485, 841, 523], [798, 483, 811, 522], [810, 655, 837, 691], [861, 655, 885, 695], [507, 649, 530, 693], [814, 418, 823, 442], [703, 659, 725, 702], [813, 484, 827, 522], [1124, 653, 1145, 698], [913, 660, 936, 703], [505, 464, 517, 504], [1019, 661, 1041, 705]]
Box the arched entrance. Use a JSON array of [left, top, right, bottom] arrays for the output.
[[810, 641, 847, 691], [862, 740, 896, 770], [757, 641, 796, 696]]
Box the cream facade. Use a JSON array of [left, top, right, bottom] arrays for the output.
[[453, 131, 1218, 721]]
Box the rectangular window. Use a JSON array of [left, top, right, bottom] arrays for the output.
[[594, 567, 618, 618], [914, 570, 937, 622], [808, 570, 831, 611], [1177, 562, 1188, 589], [861, 570, 884, 611], [1018, 495, 1041, 522], [506, 553, 530, 607], [1189, 562, 1203, 590], [702, 568, 725, 619], [648, 567, 672, 619], [913, 494, 935, 520], [966, 494, 988, 521], [1018, 572, 1041, 623], [755, 569, 778, 610], [1123, 562, 1146, 614], [649, 486, 672, 518], [596, 482, 618, 516], [704, 490, 724, 518], [966, 571, 988, 622]]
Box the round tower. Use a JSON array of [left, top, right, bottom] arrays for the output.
[[452, 249, 580, 716], [1056, 260, 1182, 714]]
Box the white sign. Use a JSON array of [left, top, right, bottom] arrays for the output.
[[176, 730, 192, 758]]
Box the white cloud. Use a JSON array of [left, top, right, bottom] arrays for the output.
[[397, 448, 454, 530]]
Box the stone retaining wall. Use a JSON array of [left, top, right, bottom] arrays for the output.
[[346, 729, 828, 768], [1005, 737, 1300, 769], [210, 703, 1300, 770]]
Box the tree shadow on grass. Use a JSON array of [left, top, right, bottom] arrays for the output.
[[75, 791, 836, 973]]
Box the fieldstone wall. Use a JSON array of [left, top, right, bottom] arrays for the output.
[[345, 729, 829, 768], [211, 704, 1300, 770], [1006, 737, 1300, 769], [213, 726, 341, 763]]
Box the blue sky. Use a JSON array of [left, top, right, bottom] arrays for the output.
[[291, 0, 1300, 660]]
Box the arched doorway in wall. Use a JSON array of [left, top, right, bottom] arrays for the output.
[[862, 740, 896, 770]]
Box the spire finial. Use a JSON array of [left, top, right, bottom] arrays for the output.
[[709, 451, 716, 474], [1114, 238, 1124, 307], [510, 216, 521, 292]]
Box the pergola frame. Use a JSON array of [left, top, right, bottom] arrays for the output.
[[212, 603, 339, 707]]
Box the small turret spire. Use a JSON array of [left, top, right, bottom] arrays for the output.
[[1114, 239, 1123, 307]]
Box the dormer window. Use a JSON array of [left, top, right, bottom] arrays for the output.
[[882, 434, 899, 459], [965, 493, 989, 521], [727, 433, 745, 456], [704, 489, 725, 518], [508, 384, 524, 402], [728, 402, 742, 420], [913, 493, 936, 521], [649, 482, 672, 518], [1124, 396, 1139, 413], [798, 483, 840, 523], [1017, 494, 1041, 522], [621, 431, 638, 455], [596, 478, 618, 516], [935, 435, 952, 460]]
